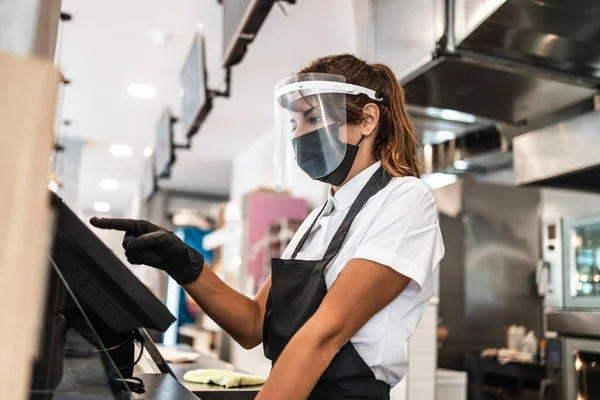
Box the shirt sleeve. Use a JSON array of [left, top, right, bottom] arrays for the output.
[[352, 181, 444, 288]]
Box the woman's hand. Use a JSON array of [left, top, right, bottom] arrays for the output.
[[90, 217, 204, 286], [91, 217, 269, 349]]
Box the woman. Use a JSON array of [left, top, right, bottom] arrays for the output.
[[91, 54, 444, 400]]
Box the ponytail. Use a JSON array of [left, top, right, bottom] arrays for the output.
[[371, 64, 421, 178], [299, 54, 422, 178]]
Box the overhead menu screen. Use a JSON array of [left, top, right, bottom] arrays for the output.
[[182, 33, 207, 137], [141, 154, 156, 201], [223, 0, 252, 62], [155, 109, 172, 178]]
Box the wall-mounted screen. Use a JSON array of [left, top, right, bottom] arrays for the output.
[[222, 0, 275, 67], [181, 30, 212, 138], [155, 108, 174, 178], [141, 153, 157, 201]]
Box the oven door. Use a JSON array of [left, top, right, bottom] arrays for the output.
[[562, 217, 600, 310], [563, 338, 600, 400]]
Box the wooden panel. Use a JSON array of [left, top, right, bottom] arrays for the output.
[[0, 52, 60, 399]]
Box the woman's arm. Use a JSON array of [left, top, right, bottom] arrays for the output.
[[88, 216, 271, 349], [255, 258, 411, 400], [184, 269, 271, 349]]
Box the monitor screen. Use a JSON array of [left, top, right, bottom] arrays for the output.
[[155, 108, 173, 178], [223, 0, 252, 63], [141, 153, 156, 201], [50, 193, 176, 333], [181, 31, 209, 138]]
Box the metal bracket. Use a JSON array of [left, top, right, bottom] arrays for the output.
[[208, 68, 231, 99]]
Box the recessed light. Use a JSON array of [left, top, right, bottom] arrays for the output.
[[424, 107, 477, 124], [148, 29, 171, 47], [453, 160, 469, 170], [127, 83, 156, 99], [93, 202, 111, 213], [143, 146, 153, 157], [110, 144, 133, 157], [100, 178, 119, 190]]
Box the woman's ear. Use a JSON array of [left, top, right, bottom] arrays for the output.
[[361, 103, 380, 137]]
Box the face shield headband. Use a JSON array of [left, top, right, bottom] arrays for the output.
[[275, 80, 384, 186]]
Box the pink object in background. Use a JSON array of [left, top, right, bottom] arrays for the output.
[[243, 191, 308, 294]]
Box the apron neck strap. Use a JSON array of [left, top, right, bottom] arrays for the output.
[[317, 167, 392, 269], [290, 201, 328, 260]]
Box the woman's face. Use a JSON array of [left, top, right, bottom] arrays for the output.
[[287, 95, 349, 141]]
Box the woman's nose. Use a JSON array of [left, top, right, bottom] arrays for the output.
[[293, 123, 312, 138]]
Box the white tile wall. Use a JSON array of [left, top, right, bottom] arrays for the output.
[[390, 374, 408, 400], [405, 302, 438, 400], [409, 382, 436, 400]]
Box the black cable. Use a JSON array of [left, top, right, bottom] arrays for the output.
[[117, 340, 144, 371], [118, 331, 146, 371], [113, 376, 145, 394]]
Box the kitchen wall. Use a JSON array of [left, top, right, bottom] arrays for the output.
[[541, 188, 600, 221], [436, 180, 543, 369]]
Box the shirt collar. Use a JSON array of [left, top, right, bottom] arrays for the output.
[[328, 161, 382, 212]]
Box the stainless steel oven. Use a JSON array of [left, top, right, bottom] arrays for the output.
[[541, 216, 600, 310], [562, 217, 600, 310], [563, 337, 600, 400], [546, 312, 600, 400]]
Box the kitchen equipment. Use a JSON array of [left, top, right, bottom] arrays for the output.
[[540, 215, 600, 311], [562, 217, 600, 310], [374, 0, 600, 127], [544, 336, 600, 400], [544, 311, 600, 400]]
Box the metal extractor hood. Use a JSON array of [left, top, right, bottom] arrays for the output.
[[513, 106, 600, 192], [375, 0, 600, 127]]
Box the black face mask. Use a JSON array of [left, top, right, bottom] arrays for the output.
[[291, 123, 364, 186]]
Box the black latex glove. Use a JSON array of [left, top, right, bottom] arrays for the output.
[[89, 217, 204, 286]]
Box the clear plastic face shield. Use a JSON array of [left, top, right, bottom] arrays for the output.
[[274, 73, 382, 192]]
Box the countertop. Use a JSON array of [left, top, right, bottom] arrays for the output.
[[166, 345, 261, 400]]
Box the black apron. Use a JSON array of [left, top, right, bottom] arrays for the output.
[[263, 166, 393, 400]]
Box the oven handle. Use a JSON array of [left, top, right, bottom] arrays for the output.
[[539, 378, 557, 400]]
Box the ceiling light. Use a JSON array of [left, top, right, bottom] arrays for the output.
[[422, 130, 457, 145], [100, 178, 119, 190], [437, 131, 457, 141], [440, 109, 476, 124], [110, 144, 133, 157], [93, 202, 111, 213], [422, 173, 458, 190], [147, 30, 171, 47], [425, 107, 477, 124], [453, 160, 469, 170], [143, 146, 153, 157], [127, 83, 156, 99]]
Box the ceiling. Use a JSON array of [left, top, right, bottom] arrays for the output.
[[57, 0, 370, 214]]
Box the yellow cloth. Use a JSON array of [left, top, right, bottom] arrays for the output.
[[183, 369, 266, 388]]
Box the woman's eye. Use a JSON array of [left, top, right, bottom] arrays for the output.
[[309, 115, 322, 124]]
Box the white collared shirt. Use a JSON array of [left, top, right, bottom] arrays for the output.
[[281, 161, 445, 387]]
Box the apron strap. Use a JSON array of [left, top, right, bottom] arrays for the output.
[[290, 202, 328, 260], [317, 166, 392, 270]]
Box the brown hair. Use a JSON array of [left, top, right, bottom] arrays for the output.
[[298, 54, 421, 178]]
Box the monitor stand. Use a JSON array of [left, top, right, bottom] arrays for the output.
[[30, 267, 137, 399]]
